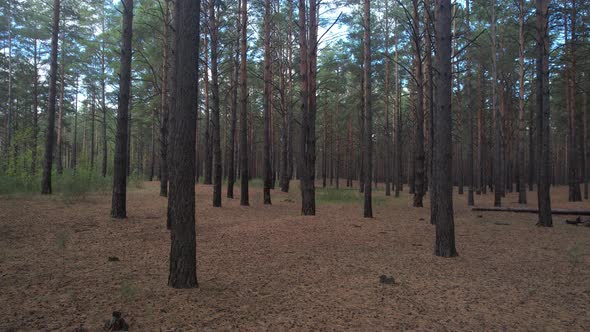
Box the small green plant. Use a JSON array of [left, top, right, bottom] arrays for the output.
[[120, 280, 136, 302], [128, 172, 145, 189], [316, 187, 386, 205], [0, 167, 147, 199], [55, 230, 69, 279], [567, 243, 585, 267], [55, 231, 69, 251]]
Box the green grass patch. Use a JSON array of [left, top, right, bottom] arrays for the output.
[[316, 187, 387, 205], [0, 169, 143, 198]]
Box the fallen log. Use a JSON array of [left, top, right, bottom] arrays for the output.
[[471, 206, 590, 216]]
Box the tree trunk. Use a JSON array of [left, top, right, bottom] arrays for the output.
[[262, 0, 272, 204], [517, 0, 527, 204], [566, 0, 581, 202], [583, 89, 588, 199], [452, 10, 463, 196], [536, 0, 552, 227], [239, 0, 249, 206], [160, 0, 171, 197], [298, 0, 318, 215], [168, 0, 199, 289], [465, 0, 475, 206], [203, 29, 212, 185], [424, 0, 433, 195], [72, 77, 79, 170], [411, 0, 424, 207], [280, 0, 293, 193], [57, 22, 65, 176], [91, 94, 96, 170], [209, 0, 222, 207], [384, 0, 391, 197], [101, 9, 108, 178], [322, 108, 327, 188], [111, 0, 133, 218], [227, 1, 240, 199], [31, 37, 39, 175], [433, 0, 458, 258], [41, 0, 61, 194], [491, 0, 503, 207], [4, 0, 12, 172], [394, 24, 402, 197], [363, 0, 373, 218]]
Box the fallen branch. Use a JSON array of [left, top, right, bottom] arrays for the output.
[[472, 206, 590, 216]]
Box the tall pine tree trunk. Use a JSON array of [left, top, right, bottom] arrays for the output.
[[209, 0, 222, 207], [262, 0, 272, 204], [111, 0, 133, 218], [536, 0, 552, 227], [583, 89, 588, 199], [491, 0, 503, 207], [239, 0, 249, 206], [57, 23, 65, 176], [31, 37, 39, 175], [465, 0, 475, 206], [203, 30, 212, 185], [363, 0, 373, 218], [517, 0, 527, 204], [160, 0, 171, 197], [411, 0, 424, 207], [299, 0, 318, 215], [566, 0, 581, 202], [433, 0, 457, 258], [72, 77, 79, 170], [101, 8, 108, 177], [227, 1, 240, 199], [384, 0, 391, 197], [168, 0, 200, 289], [41, 0, 61, 194]]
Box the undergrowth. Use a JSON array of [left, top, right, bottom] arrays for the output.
[[0, 169, 144, 198], [316, 187, 387, 205]]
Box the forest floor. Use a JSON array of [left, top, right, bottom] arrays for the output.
[[0, 181, 589, 331]]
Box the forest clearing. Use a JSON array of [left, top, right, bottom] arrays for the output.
[[2, 0, 590, 329], [0, 182, 589, 330]]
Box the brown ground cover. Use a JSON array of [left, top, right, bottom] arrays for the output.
[[0, 182, 589, 331]]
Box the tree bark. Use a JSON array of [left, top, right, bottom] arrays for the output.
[[41, 0, 61, 194], [536, 0, 552, 227], [566, 0, 581, 202], [111, 0, 134, 218], [280, 0, 293, 193], [57, 21, 65, 176], [203, 28, 212, 185], [411, 0, 424, 207], [72, 77, 79, 170], [227, 0, 240, 199], [262, 0, 272, 204], [384, 0, 391, 197], [363, 0, 373, 218], [160, 0, 171, 197], [394, 23, 402, 197], [298, 0, 318, 215], [239, 0, 249, 206], [31, 37, 39, 175], [517, 0, 527, 204], [4, 0, 12, 172], [168, 0, 200, 289], [209, 0, 222, 207], [433, 0, 458, 257], [90, 94, 96, 170], [101, 7, 108, 177], [491, 0, 503, 207], [465, 0, 475, 206], [583, 89, 588, 199]]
